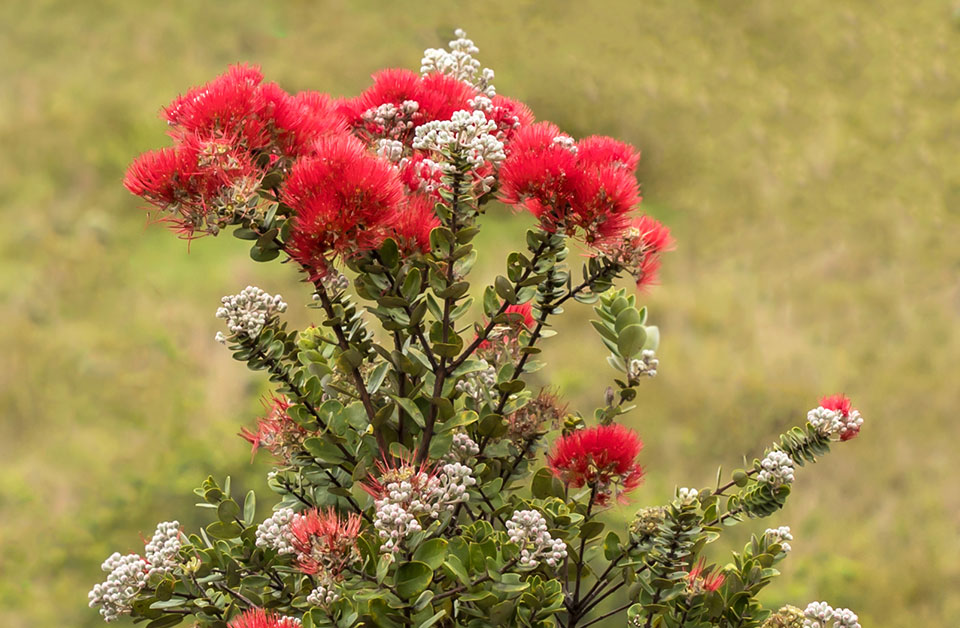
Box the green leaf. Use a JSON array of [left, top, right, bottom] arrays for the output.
[[616, 324, 647, 358], [413, 538, 449, 570], [367, 362, 390, 394], [303, 437, 346, 464], [580, 520, 605, 540], [439, 410, 478, 432], [389, 441, 412, 460], [243, 489, 257, 526], [392, 396, 425, 428], [146, 617, 185, 628], [483, 286, 501, 317], [395, 561, 433, 599], [418, 611, 447, 628], [603, 531, 621, 561], [205, 521, 242, 539], [217, 499, 241, 523], [249, 244, 280, 262], [378, 237, 400, 269], [494, 275, 517, 303], [442, 555, 470, 585], [531, 467, 564, 499], [401, 268, 422, 302]]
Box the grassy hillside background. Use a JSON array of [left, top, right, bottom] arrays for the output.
[[2, 1, 958, 625]]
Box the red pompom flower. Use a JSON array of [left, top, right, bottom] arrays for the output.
[[819, 394, 863, 441], [382, 193, 440, 256], [289, 508, 362, 577], [239, 396, 306, 463], [228, 608, 301, 628], [688, 558, 726, 593], [596, 214, 675, 288], [499, 123, 642, 244], [284, 134, 405, 275], [546, 424, 644, 505]]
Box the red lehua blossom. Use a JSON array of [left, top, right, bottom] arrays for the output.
[[339, 68, 422, 124], [499, 123, 641, 242], [179, 132, 261, 192], [361, 454, 435, 501], [546, 424, 644, 505], [340, 69, 476, 143], [594, 214, 673, 289], [489, 95, 535, 141], [498, 122, 579, 219], [290, 508, 362, 576], [124, 146, 195, 207], [228, 608, 301, 628], [820, 394, 853, 416], [385, 193, 440, 255], [284, 134, 405, 274], [576, 136, 641, 172], [266, 88, 348, 158], [688, 558, 726, 593], [567, 163, 642, 243], [164, 64, 271, 149], [819, 393, 861, 441], [239, 395, 306, 463], [416, 71, 478, 121], [125, 137, 262, 238]]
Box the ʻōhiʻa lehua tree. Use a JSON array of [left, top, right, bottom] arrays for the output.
[[91, 29, 863, 628]]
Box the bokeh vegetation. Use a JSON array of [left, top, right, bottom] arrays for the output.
[[2, 1, 958, 626]]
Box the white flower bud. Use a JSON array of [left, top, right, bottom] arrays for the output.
[[255, 507, 297, 555], [506, 509, 567, 568], [758, 450, 795, 488], [216, 285, 287, 340]]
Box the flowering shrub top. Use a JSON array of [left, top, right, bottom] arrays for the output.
[[95, 29, 863, 628]]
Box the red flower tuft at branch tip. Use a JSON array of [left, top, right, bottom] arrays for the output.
[[546, 424, 644, 506], [228, 608, 301, 628]]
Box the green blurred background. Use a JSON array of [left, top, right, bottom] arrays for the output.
[[2, 1, 958, 626]]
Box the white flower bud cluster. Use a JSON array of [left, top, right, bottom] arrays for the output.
[[758, 450, 795, 488], [374, 501, 422, 553], [255, 507, 297, 555], [413, 110, 505, 170], [455, 361, 498, 404], [628, 350, 659, 380], [373, 464, 476, 553], [377, 138, 405, 163], [552, 135, 577, 153], [424, 463, 478, 512], [88, 553, 149, 622], [470, 94, 493, 113], [307, 582, 341, 608], [802, 601, 860, 628], [89, 521, 186, 622], [807, 406, 863, 441], [420, 29, 495, 97], [765, 526, 793, 553], [216, 285, 287, 341], [506, 509, 568, 568], [362, 100, 420, 132], [676, 487, 700, 506], [445, 431, 480, 461], [831, 609, 861, 628], [144, 521, 181, 578]]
